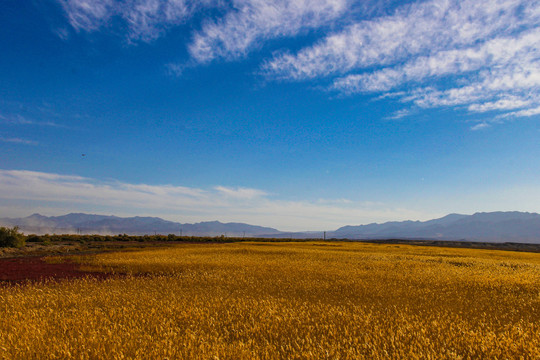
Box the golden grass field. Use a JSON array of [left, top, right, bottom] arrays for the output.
[[1, 241, 539, 359]]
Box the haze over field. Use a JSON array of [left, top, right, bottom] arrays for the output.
[[1, 1, 540, 231]]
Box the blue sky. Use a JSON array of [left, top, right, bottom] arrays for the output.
[[1, 0, 540, 230]]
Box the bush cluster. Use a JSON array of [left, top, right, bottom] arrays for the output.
[[22, 233, 316, 244], [0, 226, 26, 248]]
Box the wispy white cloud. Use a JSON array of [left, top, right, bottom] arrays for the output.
[[403, 60, 540, 112], [0, 113, 34, 125], [384, 109, 409, 120], [316, 198, 352, 205], [468, 97, 534, 113], [122, 0, 203, 42], [164, 62, 185, 77], [58, 0, 116, 32], [214, 186, 267, 199], [56, 0, 540, 123], [0, 169, 430, 231], [470, 122, 490, 131], [0, 113, 62, 127], [262, 0, 540, 122], [59, 0, 350, 61], [0, 137, 38, 145], [58, 0, 210, 42], [499, 106, 540, 119], [332, 27, 540, 94], [54, 27, 71, 41], [188, 0, 349, 63], [263, 0, 538, 79]]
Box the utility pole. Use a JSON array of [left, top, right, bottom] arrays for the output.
[[324, 231, 326, 241]]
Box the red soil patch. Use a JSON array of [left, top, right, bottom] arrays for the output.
[[0, 257, 114, 286]]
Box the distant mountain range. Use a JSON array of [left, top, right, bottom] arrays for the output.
[[327, 212, 540, 243], [268, 212, 540, 243], [0, 213, 280, 237], [1, 211, 540, 243]]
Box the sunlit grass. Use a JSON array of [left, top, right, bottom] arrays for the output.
[[1, 242, 539, 359]]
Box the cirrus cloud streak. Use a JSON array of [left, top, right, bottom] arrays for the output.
[[263, 0, 540, 124]]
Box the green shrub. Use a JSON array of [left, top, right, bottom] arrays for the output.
[[0, 226, 26, 248], [26, 234, 41, 243]]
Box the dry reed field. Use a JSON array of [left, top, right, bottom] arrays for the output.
[[1, 241, 539, 359]]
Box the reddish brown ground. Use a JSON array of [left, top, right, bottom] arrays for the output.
[[0, 257, 113, 286]]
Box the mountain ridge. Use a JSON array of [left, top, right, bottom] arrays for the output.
[[1, 211, 540, 243], [0, 213, 280, 237], [327, 211, 540, 243]]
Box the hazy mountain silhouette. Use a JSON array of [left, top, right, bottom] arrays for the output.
[[2, 211, 540, 243], [0, 213, 280, 236], [328, 212, 540, 243]]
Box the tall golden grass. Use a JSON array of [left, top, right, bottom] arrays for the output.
[[1, 242, 539, 359]]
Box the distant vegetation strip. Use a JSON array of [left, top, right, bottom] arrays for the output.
[[359, 239, 540, 253], [25, 233, 540, 253], [23, 233, 318, 244]]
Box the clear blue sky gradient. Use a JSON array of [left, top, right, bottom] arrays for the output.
[[1, 0, 539, 230]]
